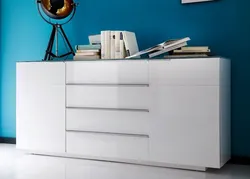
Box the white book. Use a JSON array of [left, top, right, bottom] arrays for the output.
[[76, 52, 100, 56], [174, 49, 211, 53], [166, 54, 208, 58], [115, 31, 121, 59], [77, 49, 100, 53], [89, 34, 101, 45], [181, 46, 209, 51], [126, 37, 190, 59], [122, 31, 139, 58], [120, 32, 125, 59], [101, 31, 105, 59], [104, 31, 111, 59], [74, 55, 100, 60], [111, 31, 116, 59], [149, 42, 187, 58]]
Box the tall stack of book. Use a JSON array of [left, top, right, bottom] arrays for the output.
[[101, 31, 139, 59], [167, 46, 211, 58], [74, 44, 101, 60]]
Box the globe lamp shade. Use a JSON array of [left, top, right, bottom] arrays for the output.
[[40, 0, 74, 19]]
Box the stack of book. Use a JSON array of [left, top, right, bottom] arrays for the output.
[[101, 31, 139, 59], [75, 33, 207, 60], [126, 37, 191, 58], [74, 44, 101, 60], [167, 46, 211, 58]]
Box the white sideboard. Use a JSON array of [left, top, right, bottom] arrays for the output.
[[16, 58, 231, 171]]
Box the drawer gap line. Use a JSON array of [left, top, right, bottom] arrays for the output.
[[66, 130, 149, 138], [66, 107, 149, 113], [66, 83, 149, 87]]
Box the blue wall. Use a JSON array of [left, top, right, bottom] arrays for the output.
[[1, 0, 250, 157]]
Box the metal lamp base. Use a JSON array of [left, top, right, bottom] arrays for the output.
[[43, 24, 75, 61]]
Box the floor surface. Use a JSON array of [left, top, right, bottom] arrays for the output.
[[0, 144, 250, 179]]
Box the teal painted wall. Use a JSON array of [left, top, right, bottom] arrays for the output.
[[0, 0, 250, 157], [0, 0, 1, 136]]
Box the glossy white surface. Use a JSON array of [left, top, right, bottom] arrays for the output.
[[66, 60, 149, 84], [148, 58, 231, 168], [66, 85, 150, 110], [0, 144, 250, 179], [16, 62, 66, 153], [219, 59, 231, 166], [16, 58, 231, 170], [66, 108, 150, 135], [149, 58, 220, 86], [66, 132, 149, 160], [149, 86, 220, 168]]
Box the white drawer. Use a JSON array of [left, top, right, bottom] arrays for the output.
[[66, 108, 150, 135], [66, 61, 149, 84], [66, 132, 149, 160], [149, 58, 221, 86], [66, 86, 149, 110]]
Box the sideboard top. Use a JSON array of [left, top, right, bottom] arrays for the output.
[[17, 57, 227, 63]]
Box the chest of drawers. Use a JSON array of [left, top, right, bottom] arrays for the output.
[[16, 58, 231, 171]]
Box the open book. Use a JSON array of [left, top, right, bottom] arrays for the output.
[[149, 42, 188, 58], [126, 37, 190, 58]]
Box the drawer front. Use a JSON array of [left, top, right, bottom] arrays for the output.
[[66, 61, 149, 84], [66, 86, 149, 110], [149, 58, 220, 86], [66, 132, 149, 160], [66, 108, 150, 135]]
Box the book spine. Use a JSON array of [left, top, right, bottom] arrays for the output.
[[174, 49, 210, 53], [115, 31, 120, 59], [76, 52, 100, 56], [120, 32, 125, 58], [74, 55, 100, 60], [173, 52, 210, 55], [181, 47, 209, 51], [77, 50, 100, 53], [76, 45, 101, 50], [167, 54, 208, 58], [105, 31, 111, 59], [111, 31, 116, 59], [101, 31, 105, 59], [122, 31, 130, 57]]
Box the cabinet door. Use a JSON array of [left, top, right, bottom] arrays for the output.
[[16, 62, 66, 153], [149, 61, 220, 168]]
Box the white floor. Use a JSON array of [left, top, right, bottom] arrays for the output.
[[0, 144, 250, 179]]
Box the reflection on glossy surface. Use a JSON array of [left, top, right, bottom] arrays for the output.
[[0, 144, 250, 179]]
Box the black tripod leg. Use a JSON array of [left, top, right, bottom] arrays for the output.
[[44, 26, 56, 61], [48, 27, 56, 61], [59, 25, 75, 56]]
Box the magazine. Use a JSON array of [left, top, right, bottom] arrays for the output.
[[126, 37, 190, 58]]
